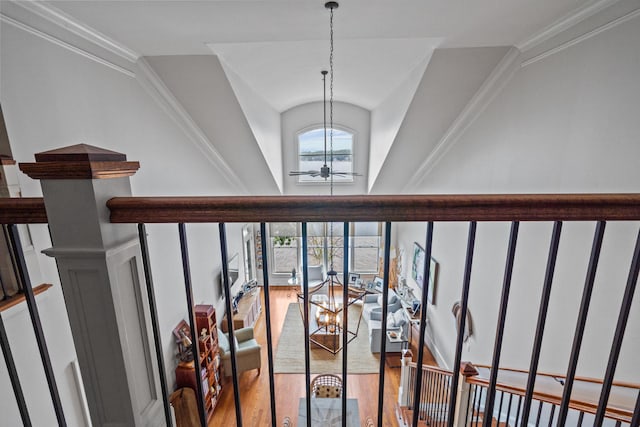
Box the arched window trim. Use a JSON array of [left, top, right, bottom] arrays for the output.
[[294, 123, 358, 185]]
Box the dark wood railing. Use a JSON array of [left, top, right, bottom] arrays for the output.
[[3, 193, 640, 427]]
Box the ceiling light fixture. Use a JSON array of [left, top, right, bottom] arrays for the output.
[[289, 1, 360, 184]]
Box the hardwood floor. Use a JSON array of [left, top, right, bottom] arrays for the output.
[[209, 287, 436, 426]]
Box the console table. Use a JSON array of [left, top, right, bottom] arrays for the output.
[[221, 287, 261, 332]]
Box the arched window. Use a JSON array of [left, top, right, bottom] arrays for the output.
[[297, 127, 354, 182]]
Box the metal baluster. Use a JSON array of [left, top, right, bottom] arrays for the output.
[[558, 222, 606, 426], [535, 401, 543, 427], [630, 389, 640, 427], [219, 222, 243, 427], [514, 395, 522, 427], [505, 394, 513, 427], [7, 224, 66, 426], [259, 223, 278, 427], [594, 228, 640, 427], [302, 223, 312, 427], [521, 221, 563, 425], [447, 221, 477, 427], [342, 222, 349, 427], [138, 224, 172, 426], [438, 373, 446, 426], [178, 223, 207, 427], [377, 222, 392, 427], [475, 387, 484, 427], [484, 222, 519, 427], [576, 411, 584, 427], [413, 222, 434, 427], [496, 390, 504, 426], [0, 312, 31, 426], [465, 384, 475, 426], [547, 404, 556, 427], [615, 421, 621, 427]]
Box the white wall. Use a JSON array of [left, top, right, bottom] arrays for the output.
[[145, 55, 280, 196], [281, 101, 370, 195], [368, 53, 432, 192], [220, 60, 283, 193], [369, 46, 511, 194], [0, 14, 250, 425], [397, 9, 640, 381]]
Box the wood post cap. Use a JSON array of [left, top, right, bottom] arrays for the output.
[[460, 362, 479, 377], [19, 144, 139, 180]]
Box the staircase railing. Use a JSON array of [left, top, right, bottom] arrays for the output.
[[400, 357, 639, 427]]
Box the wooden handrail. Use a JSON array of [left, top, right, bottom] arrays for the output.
[[473, 364, 640, 390], [407, 362, 453, 377], [466, 366, 637, 423], [107, 194, 640, 223], [0, 198, 48, 224]]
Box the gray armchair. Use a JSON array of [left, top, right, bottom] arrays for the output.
[[299, 264, 327, 295], [218, 327, 261, 377]]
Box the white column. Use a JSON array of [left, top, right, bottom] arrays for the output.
[[20, 144, 164, 427]]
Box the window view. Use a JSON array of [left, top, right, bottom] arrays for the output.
[[298, 128, 354, 182], [269, 222, 380, 275]]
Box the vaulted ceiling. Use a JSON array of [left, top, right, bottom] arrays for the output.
[[46, 0, 587, 111], [11, 0, 606, 194]]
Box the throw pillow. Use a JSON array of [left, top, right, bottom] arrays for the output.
[[315, 385, 341, 398]]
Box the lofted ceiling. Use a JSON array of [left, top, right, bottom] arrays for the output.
[[46, 0, 589, 112]]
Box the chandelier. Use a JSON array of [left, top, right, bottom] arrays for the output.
[[295, 1, 366, 355]]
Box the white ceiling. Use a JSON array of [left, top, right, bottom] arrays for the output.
[[47, 0, 590, 111]]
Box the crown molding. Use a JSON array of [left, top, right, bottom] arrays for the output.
[[0, 13, 136, 78], [403, 48, 521, 192], [135, 58, 249, 194], [516, 0, 622, 52], [11, 0, 139, 63], [522, 6, 640, 68]]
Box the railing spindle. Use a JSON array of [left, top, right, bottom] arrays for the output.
[[377, 222, 392, 427], [484, 221, 519, 427], [558, 221, 606, 425], [514, 394, 522, 427], [497, 390, 504, 425], [520, 221, 563, 425], [0, 311, 31, 426], [447, 221, 477, 427], [301, 223, 311, 427], [631, 390, 640, 427], [259, 223, 278, 427], [505, 393, 513, 427], [7, 224, 66, 426], [219, 222, 244, 427], [577, 411, 584, 427], [342, 221, 349, 427], [413, 221, 434, 427], [594, 227, 640, 426], [138, 224, 172, 425], [178, 223, 208, 427], [472, 385, 481, 426], [547, 403, 556, 427], [535, 401, 543, 427]]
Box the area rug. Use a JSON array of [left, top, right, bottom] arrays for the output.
[[274, 303, 380, 374]]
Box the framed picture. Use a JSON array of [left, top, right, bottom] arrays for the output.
[[411, 242, 439, 305], [373, 276, 384, 292], [172, 320, 191, 344], [348, 272, 360, 287]]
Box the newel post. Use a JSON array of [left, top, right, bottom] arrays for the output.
[[398, 348, 413, 406], [453, 362, 479, 427], [20, 144, 164, 426]]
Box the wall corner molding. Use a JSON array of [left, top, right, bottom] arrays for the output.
[[516, 0, 622, 52], [0, 9, 136, 78], [135, 58, 249, 194], [521, 6, 640, 68], [403, 47, 521, 192], [10, 0, 139, 63]]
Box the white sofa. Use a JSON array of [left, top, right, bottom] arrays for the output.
[[362, 290, 409, 353]]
